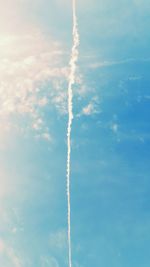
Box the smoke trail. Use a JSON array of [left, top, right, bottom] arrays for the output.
[[66, 1, 79, 267]]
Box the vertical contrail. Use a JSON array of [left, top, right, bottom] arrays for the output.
[[66, 0, 79, 267]]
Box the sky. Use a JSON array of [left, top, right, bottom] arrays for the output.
[[0, 0, 150, 266]]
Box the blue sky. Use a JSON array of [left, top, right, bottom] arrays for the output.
[[0, 0, 150, 266]]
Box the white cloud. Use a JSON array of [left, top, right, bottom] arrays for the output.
[[82, 103, 96, 115], [0, 239, 23, 267], [89, 57, 150, 69], [37, 132, 52, 142], [111, 123, 119, 133], [7, 248, 22, 267], [80, 96, 100, 116], [0, 30, 69, 140], [89, 58, 135, 69]]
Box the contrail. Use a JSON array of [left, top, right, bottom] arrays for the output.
[[66, 0, 79, 267]]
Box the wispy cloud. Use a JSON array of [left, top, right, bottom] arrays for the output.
[[0, 239, 22, 267], [79, 96, 100, 116], [89, 57, 150, 69], [0, 30, 68, 139]]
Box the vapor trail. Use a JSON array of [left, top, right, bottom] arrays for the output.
[[66, 1, 79, 267]]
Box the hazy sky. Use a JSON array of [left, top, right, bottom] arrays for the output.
[[0, 1, 150, 267]]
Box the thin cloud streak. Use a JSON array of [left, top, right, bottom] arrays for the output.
[[66, 0, 79, 267]]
